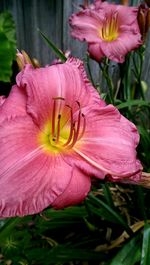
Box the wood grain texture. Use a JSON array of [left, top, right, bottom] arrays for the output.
[[0, 0, 150, 93]]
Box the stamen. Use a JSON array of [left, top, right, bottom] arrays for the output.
[[76, 101, 80, 108], [66, 111, 81, 149], [52, 99, 56, 137], [53, 97, 65, 101], [51, 97, 64, 140], [63, 105, 74, 146], [78, 114, 86, 140], [56, 114, 61, 144]]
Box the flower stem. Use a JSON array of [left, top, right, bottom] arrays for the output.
[[99, 59, 114, 104]]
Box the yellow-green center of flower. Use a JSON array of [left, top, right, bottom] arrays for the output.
[[38, 97, 86, 154], [99, 13, 119, 42]]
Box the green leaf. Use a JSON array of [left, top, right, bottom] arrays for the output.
[[26, 246, 106, 264], [0, 11, 16, 82], [0, 218, 21, 247], [140, 223, 150, 265], [109, 233, 142, 265], [102, 183, 115, 209], [38, 29, 67, 62], [116, 100, 150, 110], [87, 194, 133, 236], [138, 126, 150, 147]]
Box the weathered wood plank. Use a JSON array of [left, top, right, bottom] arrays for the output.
[[0, 0, 63, 64]]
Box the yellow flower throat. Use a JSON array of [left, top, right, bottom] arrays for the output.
[[99, 13, 119, 42], [38, 97, 86, 154]]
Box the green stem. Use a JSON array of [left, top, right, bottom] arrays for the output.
[[86, 54, 95, 87], [99, 61, 114, 104], [132, 48, 145, 100]]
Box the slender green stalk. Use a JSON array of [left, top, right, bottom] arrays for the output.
[[99, 60, 114, 104], [86, 54, 95, 87]]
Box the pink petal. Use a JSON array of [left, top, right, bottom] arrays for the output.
[[73, 105, 142, 178], [96, 2, 139, 25], [0, 116, 75, 217], [88, 43, 105, 62], [116, 5, 139, 26], [0, 85, 27, 123], [16, 58, 103, 127], [69, 9, 104, 43], [100, 31, 141, 63], [52, 167, 91, 209], [0, 96, 6, 107]]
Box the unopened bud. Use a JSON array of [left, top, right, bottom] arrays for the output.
[[137, 5, 150, 41], [16, 50, 40, 70], [145, 8, 150, 33], [121, 0, 129, 6], [32, 58, 41, 68]]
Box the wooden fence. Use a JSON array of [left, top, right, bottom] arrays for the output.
[[0, 0, 150, 96]]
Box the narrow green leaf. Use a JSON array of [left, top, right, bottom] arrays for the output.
[[109, 233, 142, 265], [88, 193, 133, 236], [0, 217, 21, 246], [138, 126, 150, 146], [102, 183, 115, 208], [27, 246, 106, 264], [134, 186, 147, 221], [140, 223, 150, 265], [38, 29, 67, 62], [116, 100, 150, 109]]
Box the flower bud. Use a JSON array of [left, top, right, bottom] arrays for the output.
[[121, 0, 129, 6], [137, 4, 150, 41], [16, 50, 40, 70]]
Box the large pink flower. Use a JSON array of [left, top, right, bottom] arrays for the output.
[[0, 58, 142, 217], [69, 0, 142, 63]]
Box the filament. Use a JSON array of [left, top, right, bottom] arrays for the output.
[[50, 98, 86, 149]]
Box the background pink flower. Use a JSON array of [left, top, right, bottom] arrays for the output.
[[0, 58, 142, 217], [69, 0, 142, 63]]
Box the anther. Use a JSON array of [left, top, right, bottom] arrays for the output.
[[53, 97, 65, 101], [76, 101, 81, 108]]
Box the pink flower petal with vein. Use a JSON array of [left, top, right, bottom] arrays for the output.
[[52, 168, 91, 209], [0, 115, 91, 217], [0, 96, 6, 107], [74, 104, 142, 178], [69, 9, 104, 43], [0, 86, 27, 123], [88, 43, 105, 62]]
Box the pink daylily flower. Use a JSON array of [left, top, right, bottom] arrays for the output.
[[0, 58, 142, 217], [69, 0, 142, 63]]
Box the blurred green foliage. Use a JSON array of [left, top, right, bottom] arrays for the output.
[[0, 11, 16, 82]]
